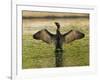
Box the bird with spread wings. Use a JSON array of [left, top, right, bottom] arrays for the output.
[[33, 22, 85, 50]]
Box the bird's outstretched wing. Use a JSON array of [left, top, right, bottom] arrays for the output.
[[33, 29, 55, 44], [63, 30, 85, 43]]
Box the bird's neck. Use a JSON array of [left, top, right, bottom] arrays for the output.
[[56, 28, 61, 35], [56, 29, 60, 35]]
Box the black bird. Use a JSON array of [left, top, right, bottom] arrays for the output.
[[33, 22, 85, 50]]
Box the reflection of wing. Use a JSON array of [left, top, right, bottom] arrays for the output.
[[63, 30, 85, 43], [33, 29, 55, 44]]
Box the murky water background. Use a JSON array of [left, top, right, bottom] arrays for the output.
[[23, 18, 89, 34], [22, 17, 89, 68]]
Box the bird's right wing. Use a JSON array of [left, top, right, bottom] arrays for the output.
[[63, 30, 85, 43]]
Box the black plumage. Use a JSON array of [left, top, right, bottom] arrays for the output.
[[33, 22, 85, 50]]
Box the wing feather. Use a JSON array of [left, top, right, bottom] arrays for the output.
[[33, 29, 55, 44], [63, 30, 85, 43]]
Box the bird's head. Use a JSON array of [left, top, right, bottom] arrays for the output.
[[55, 22, 60, 30]]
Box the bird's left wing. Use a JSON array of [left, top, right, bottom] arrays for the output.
[[33, 29, 55, 44]]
